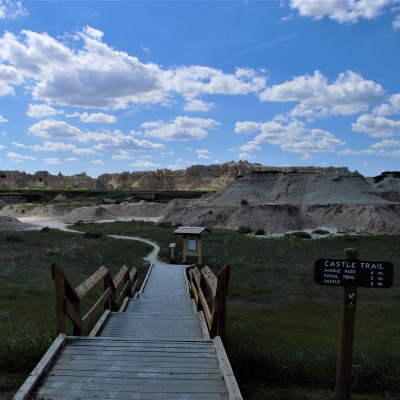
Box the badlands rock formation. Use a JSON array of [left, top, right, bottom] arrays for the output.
[[162, 170, 400, 234], [0, 162, 349, 191]]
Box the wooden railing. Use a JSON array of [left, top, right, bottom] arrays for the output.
[[51, 262, 139, 335], [187, 264, 230, 340]]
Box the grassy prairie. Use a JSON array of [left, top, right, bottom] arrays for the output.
[[0, 228, 152, 399], [1, 221, 399, 399]]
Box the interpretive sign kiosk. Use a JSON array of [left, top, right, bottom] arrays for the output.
[[174, 226, 211, 264], [314, 248, 394, 400]]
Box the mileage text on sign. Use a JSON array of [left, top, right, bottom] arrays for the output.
[[314, 259, 394, 288]]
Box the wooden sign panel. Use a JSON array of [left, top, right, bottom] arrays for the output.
[[314, 258, 394, 288]]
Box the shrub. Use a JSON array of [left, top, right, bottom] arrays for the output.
[[238, 225, 252, 234], [312, 229, 330, 235], [286, 231, 312, 239], [5, 234, 24, 242], [240, 198, 248, 205], [83, 231, 104, 239], [255, 229, 266, 236]]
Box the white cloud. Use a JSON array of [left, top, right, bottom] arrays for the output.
[[352, 114, 400, 137], [259, 70, 384, 118], [27, 104, 64, 118], [393, 14, 400, 29], [236, 118, 344, 157], [289, 0, 399, 23], [239, 143, 262, 152], [0, 114, 8, 123], [184, 99, 214, 112], [65, 157, 78, 162], [31, 141, 96, 155], [0, 64, 23, 96], [28, 119, 82, 138], [7, 151, 36, 161], [78, 112, 116, 123], [112, 151, 134, 160], [371, 139, 400, 148], [43, 157, 62, 165], [0, 26, 268, 110], [339, 147, 400, 157], [130, 160, 159, 168], [168, 66, 266, 100], [196, 149, 211, 159], [91, 159, 104, 165], [0, 0, 28, 20], [11, 141, 26, 148], [142, 116, 220, 141], [239, 152, 256, 159]]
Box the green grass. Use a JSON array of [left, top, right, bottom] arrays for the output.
[[1, 222, 399, 399]]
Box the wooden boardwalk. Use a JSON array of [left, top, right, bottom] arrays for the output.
[[15, 264, 242, 400]]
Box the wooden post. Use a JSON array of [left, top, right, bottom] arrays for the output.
[[335, 248, 358, 400], [216, 265, 230, 341], [53, 264, 66, 334], [72, 301, 82, 336]]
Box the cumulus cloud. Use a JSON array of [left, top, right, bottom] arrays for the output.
[[28, 119, 82, 138], [142, 116, 220, 141], [352, 114, 400, 137], [184, 99, 214, 112], [196, 149, 211, 159], [0, 26, 267, 110], [78, 112, 116, 123], [130, 160, 159, 168], [259, 70, 384, 118], [393, 14, 400, 29], [91, 159, 104, 165], [31, 141, 96, 155], [289, 0, 399, 23], [0, 64, 23, 96], [168, 66, 266, 100], [7, 151, 36, 162], [112, 151, 134, 160], [0, 114, 8, 123], [65, 157, 78, 162], [27, 119, 164, 151], [43, 157, 62, 165], [27, 104, 64, 118], [235, 118, 344, 158], [0, 0, 28, 20]]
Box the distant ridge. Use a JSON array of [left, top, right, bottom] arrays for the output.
[[0, 161, 351, 191]]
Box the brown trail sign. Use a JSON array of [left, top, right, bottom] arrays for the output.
[[314, 248, 394, 400]]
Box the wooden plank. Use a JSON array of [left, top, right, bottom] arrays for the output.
[[199, 290, 212, 329], [88, 309, 110, 337], [75, 265, 109, 299], [214, 336, 243, 400], [129, 266, 138, 282], [118, 296, 130, 311], [13, 333, 67, 400], [201, 266, 217, 298], [192, 267, 201, 288], [66, 302, 83, 332], [198, 310, 211, 339], [82, 286, 113, 330], [112, 265, 128, 289], [139, 263, 154, 293]]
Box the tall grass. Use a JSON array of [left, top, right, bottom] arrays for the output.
[[1, 222, 399, 399]]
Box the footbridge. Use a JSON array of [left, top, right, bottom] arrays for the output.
[[14, 261, 242, 400]]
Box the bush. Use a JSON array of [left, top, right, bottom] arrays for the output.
[[238, 225, 252, 234], [5, 234, 24, 242], [255, 229, 266, 236], [83, 231, 104, 239], [286, 231, 312, 239], [240, 198, 248, 205], [312, 229, 330, 235]]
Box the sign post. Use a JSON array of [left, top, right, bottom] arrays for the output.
[[335, 248, 357, 400], [313, 248, 394, 400]]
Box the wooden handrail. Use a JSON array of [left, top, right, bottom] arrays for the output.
[[187, 264, 230, 340], [52, 262, 139, 335]]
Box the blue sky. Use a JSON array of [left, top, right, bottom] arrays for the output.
[[0, 0, 399, 177]]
